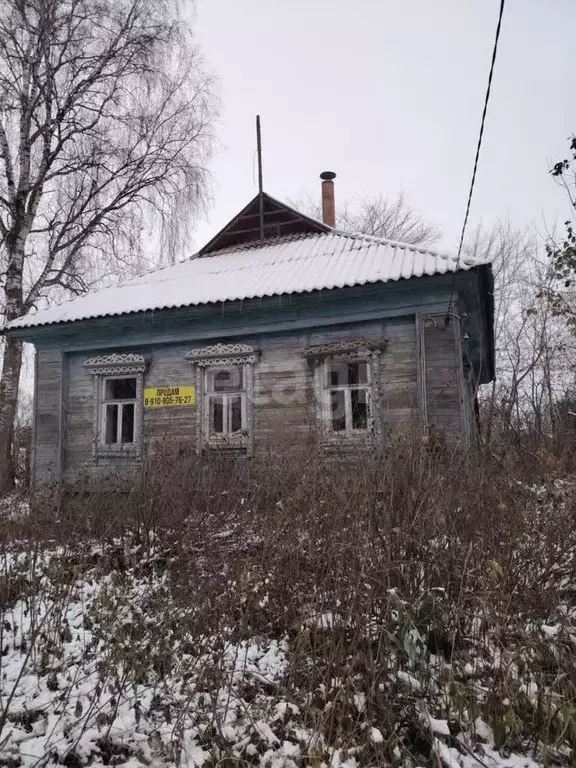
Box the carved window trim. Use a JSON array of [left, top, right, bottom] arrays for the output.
[[184, 343, 257, 368], [84, 353, 147, 376], [84, 354, 147, 459], [303, 337, 388, 361], [185, 344, 257, 454]]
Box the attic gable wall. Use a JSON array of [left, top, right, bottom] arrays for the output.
[[198, 193, 329, 255]]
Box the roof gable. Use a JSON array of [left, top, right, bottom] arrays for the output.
[[199, 192, 329, 255]]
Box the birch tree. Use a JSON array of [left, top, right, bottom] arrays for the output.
[[0, 0, 215, 491]]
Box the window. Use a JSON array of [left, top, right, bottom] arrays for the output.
[[304, 338, 386, 442], [185, 343, 257, 454], [324, 360, 371, 433], [205, 366, 246, 439], [102, 377, 137, 446], [84, 353, 147, 457]]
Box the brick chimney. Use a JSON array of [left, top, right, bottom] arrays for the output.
[[320, 171, 336, 227]]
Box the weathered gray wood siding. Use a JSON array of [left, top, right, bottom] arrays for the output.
[[142, 345, 198, 454], [57, 317, 422, 482], [64, 346, 199, 482], [33, 348, 63, 485], [420, 314, 470, 438], [379, 317, 419, 435], [33, 302, 473, 487], [250, 317, 419, 450], [253, 333, 312, 451]]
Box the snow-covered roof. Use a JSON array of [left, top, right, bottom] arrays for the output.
[[6, 230, 489, 331]]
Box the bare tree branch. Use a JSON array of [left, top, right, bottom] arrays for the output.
[[471, 222, 576, 444], [289, 191, 441, 246], [0, 0, 217, 492]]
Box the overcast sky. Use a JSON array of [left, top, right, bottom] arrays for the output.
[[191, 0, 576, 253]]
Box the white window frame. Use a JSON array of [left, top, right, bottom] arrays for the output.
[[84, 354, 147, 458], [184, 343, 257, 454], [99, 375, 138, 449], [203, 365, 249, 444], [304, 338, 387, 443], [322, 358, 372, 435]]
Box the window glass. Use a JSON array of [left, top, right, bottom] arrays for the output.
[[229, 395, 243, 433], [105, 377, 136, 400], [121, 403, 135, 443], [101, 377, 137, 447], [330, 390, 346, 432], [350, 362, 368, 385], [204, 365, 249, 444], [208, 367, 243, 392], [209, 396, 224, 434], [351, 389, 369, 430], [328, 361, 368, 387], [329, 362, 347, 387], [105, 404, 118, 444], [325, 359, 371, 433]]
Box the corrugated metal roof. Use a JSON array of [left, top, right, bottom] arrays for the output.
[[6, 231, 489, 330]]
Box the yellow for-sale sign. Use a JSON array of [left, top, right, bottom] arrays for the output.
[[144, 386, 195, 407]]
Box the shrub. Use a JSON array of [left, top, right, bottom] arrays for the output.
[[1, 440, 576, 766]]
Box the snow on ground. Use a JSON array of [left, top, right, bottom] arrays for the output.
[[0, 492, 30, 521], [1, 547, 292, 767], [0, 536, 573, 767]]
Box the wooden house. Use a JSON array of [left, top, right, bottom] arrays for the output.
[[5, 177, 494, 488]]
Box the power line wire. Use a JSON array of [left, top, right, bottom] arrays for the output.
[[448, 0, 506, 314]]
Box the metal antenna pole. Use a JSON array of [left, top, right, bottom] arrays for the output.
[[256, 115, 264, 242]]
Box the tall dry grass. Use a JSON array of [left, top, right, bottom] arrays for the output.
[[2, 437, 576, 765]]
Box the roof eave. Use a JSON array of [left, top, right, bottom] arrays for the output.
[[478, 262, 495, 383], [4, 267, 492, 341]]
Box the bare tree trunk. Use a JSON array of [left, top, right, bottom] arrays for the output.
[[484, 379, 497, 444], [0, 232, 26, 494], [0, 0, 215, 486], [0, 338, 23, 493]]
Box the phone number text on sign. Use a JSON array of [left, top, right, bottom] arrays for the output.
[[144, 386, 196, 407]]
